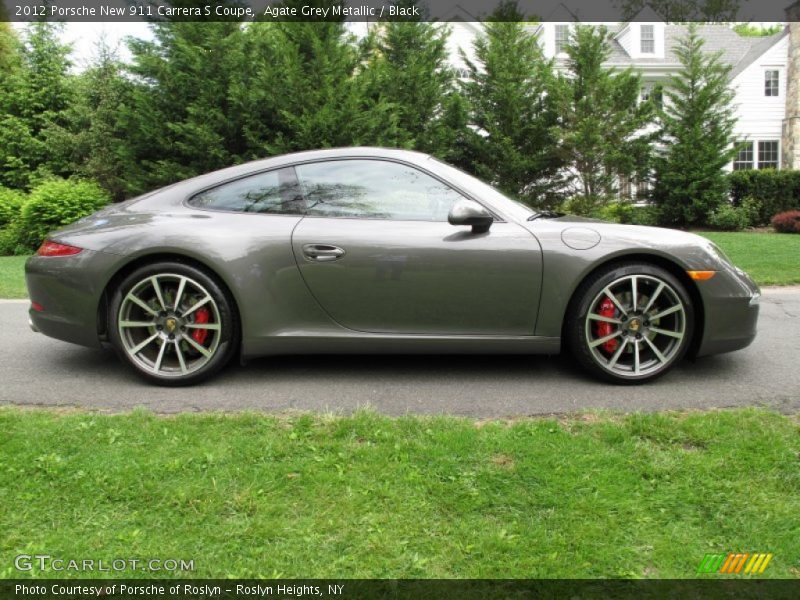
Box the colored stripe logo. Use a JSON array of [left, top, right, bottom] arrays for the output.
[[697, 553, 773, 574]]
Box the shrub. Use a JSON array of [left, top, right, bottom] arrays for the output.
[[629, 205, 661, 227], [708, 203, 750, 231], [16, 178, 110, 251], [727, 170, 800, 225], [595, 201, 637, 224], [771, 210, 800, 233], [0, 224, 28, 256], [739, 196, 762, 227], [0, 187, 26, 229], [561, 195, 617, 217]]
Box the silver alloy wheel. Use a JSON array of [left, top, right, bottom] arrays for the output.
[[117, 273, 222, 378], [584, 274, 686, 378]]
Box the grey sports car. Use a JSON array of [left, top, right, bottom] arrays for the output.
[[25, 147, 760, 386]]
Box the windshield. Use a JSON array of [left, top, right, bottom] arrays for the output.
[[426, 158, 535, 222]]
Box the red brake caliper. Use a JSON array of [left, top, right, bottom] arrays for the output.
[[191, 307, 210, 345], [595, 297, 619, 354]]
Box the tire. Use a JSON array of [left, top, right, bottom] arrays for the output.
[[566, 262, 694, 384], [108, 261, 239, 386]]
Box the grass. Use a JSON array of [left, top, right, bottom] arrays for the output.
[[0, 407, 798, 579], [699, 231, 800, 286], [0, 256, 27, 299]]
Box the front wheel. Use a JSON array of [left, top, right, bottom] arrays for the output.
[[108, 262, 239, 386], [566, 263, 694, 384]]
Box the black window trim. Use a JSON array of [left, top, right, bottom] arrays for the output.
[[184, 157, 507, 223]]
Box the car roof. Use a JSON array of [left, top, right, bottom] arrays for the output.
[[215, 146, 432, 178]]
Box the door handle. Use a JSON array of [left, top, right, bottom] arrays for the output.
[[302, 243, 346, 262]]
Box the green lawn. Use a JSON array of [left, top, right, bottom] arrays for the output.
[[699, 231, 800, 286], [0, 256, 27, 299], [1, 407, 797, 579]]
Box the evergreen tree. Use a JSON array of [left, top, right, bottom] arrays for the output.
[[461, 1, 563, 208], [552, 25, 654, 213], [616, 0, 740, 21], [234, 1, 395, 158], [45, 37, 133, 201], [653, 25, 736, 228], [0, 22, 74, 189], [0, 20, 19, 75], [122, 12, 247, 193], [362, 1, 459, 156]]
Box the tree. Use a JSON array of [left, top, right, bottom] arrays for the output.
[[552, 25, 654, 213], [0, 21, 20, 75], [121, 11, 247, 193], [615, 0, 740, 21], [45, 37, 133, 201], [652, 25, 736, 228], [233, 2, 395, 158], [732, 23, 782, 37], [361, 1, 460, 156], [0, 22, 74, 189], [460, 1, 563, 208]]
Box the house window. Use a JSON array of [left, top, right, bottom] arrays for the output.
[[765, 70, 779, 96], [641, 25, 655, 53], [636, 179, 652, 201], [640, 83, 663, 108], [732, 141, 754, 170], [619, 175, 633, 199], [555, 25, 569, 54], [758, 141, 779, 169]]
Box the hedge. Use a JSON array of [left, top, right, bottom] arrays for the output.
[[727, 170, 800, 225]]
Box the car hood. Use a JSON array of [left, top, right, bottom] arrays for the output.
[[529, 216, 712, 247]]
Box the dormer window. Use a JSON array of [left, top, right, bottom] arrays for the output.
[[555, 25, 569, 54], [641, 25, 655, 53]]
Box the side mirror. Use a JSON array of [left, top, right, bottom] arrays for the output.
[[448, 199, 493, 234]]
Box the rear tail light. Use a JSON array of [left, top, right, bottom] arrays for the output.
[[36, 240, 83, 257], [31, 301, 44, 312]]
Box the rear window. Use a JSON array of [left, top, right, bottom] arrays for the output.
[[188, 167, 304, 215]]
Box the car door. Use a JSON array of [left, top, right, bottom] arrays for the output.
[[290, 158, 543, 336]]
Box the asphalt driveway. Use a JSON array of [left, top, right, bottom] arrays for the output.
[[0, 288, 798, 417]]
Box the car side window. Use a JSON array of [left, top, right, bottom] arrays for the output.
[[189, 167, 305, 215], [295, 159, 466, 221]]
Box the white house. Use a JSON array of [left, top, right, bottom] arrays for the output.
[[440, 6, 792, 197]]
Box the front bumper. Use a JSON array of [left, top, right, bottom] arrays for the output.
[[25, 249, 121, 349], [695, 266, 760, 357]]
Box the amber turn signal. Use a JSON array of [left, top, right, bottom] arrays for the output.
[[686, 270, 716, 281]]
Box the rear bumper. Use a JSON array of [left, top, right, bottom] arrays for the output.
[[695, 267, 760, 357], [25, 249, 121, 349]]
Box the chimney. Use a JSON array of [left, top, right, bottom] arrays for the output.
[[783, 3, 800, 168]]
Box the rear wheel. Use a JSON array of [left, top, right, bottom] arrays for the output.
[[567, 263, 694, 384], [108, 262, 239, 386]]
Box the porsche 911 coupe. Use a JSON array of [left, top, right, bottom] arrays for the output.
[[25, 148, 760, 385]]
